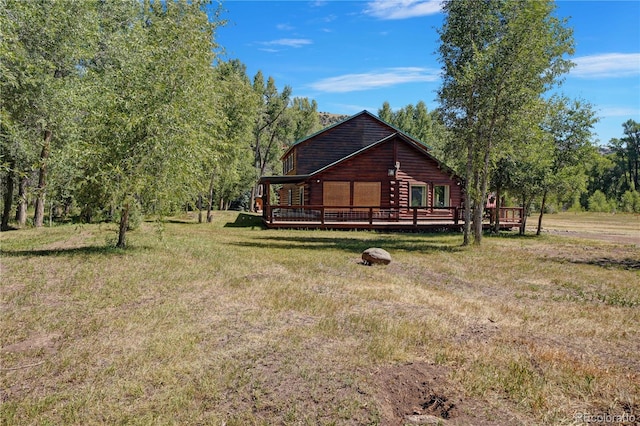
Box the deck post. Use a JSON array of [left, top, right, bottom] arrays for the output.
[[368, 207, 373, 225], [454, 207, 459, 225], [263, 180, 271, 222], [413, 207, 418, 226], [321, 206, 325, 225]]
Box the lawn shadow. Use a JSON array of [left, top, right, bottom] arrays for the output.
[[163, 219, 201, 225], [0, 245, 145, 258], [232, 234, 463, 254], [224, 213, 265, 229], [549, 256, 640, 271]]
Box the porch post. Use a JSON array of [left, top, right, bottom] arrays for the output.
[[263, 180, 271, 223]]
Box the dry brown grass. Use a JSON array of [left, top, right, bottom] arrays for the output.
[[1, 212, 638, 425]]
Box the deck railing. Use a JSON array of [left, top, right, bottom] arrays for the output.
[[265, 205, 523, 226], [486, 207, 523, 224], [266, 205, 459, 226]]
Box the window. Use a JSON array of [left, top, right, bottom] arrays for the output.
[[434, 185, 450, 207], [410, 185, 427, 207], [353, 182, 381, 211], [283, 154, 294, 174], [298, 187, 304, 205], [323, 181, 350, 212]]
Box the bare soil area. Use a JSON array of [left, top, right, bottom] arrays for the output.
[[373, 362, 520, 425]]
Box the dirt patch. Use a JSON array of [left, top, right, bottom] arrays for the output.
[[372, 362, 519, 425], [2, 333, 61, 355]]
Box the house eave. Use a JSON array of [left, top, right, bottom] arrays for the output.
[[258, 174, 311, 184]]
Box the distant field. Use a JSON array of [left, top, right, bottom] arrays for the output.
[[537, 212, 640, 246], [1, 211, 638, 425]]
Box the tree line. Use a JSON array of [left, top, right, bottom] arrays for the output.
[[0, 0, 319, 246], [1, 0, 638, 248]]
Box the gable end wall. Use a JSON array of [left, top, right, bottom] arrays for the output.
[[395, 142, 462, 207], [294, 114, 395, 175]]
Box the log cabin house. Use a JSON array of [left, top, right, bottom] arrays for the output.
[[258, 110, 521, 230]]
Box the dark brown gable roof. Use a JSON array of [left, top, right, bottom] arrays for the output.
[[285, 110, 432, 175], [282, 110, 382, 157]]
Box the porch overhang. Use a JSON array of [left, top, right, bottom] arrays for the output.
[[259, 175, 311, 185]]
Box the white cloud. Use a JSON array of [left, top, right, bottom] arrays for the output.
[[364, 0, 442, 20], [259, 38, 313, 48], [598, 106, 640, 117], [309, 67, 440, 93], [572, 53, 640, 78], [330, 103, 376, 114], [276, 23, 294, 31]]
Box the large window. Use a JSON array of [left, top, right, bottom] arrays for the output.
[[353, 182, 381, 211], [410, 185, 427, 207], [434, 185, 450, 207], [323, 181, 350, 210]]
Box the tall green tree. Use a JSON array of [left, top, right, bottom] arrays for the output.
[[203, 59, 259, 221], [288, 97, 320, 143], [614, 119, 640, 191], [249, 72, 292, 210], [377, 101, 450, 160], [535, 97, 596, 234], [0, 0, 97, 229], [437, 0, 574, 245], [81, 0, 223, 247], [584, 147, 626, 210]]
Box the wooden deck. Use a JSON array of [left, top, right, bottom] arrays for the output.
[[262, 205, 523, 231]]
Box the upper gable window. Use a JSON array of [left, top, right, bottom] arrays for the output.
[[283, 154, 294, 174]]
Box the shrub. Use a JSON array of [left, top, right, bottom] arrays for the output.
[[587, 190, 614, 213], [620, 190, 640, 213]]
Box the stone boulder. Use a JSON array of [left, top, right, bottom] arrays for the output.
[[362, 247, 391, 265]]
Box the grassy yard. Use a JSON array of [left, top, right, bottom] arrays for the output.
[[1, 212, 638, 425]]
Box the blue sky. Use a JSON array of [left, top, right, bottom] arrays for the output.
[[214, 0, 640, 145]]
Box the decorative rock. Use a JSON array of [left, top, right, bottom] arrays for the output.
[[362, 247, 391, 265]]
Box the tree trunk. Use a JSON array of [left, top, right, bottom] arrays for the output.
[[206, 171, 215, 223], [634, 153, 639, 191], [536, 190, 547, 236], [519, 194, 532, 235], [33, 129, 52, 227], [1, 167, 15, 231], [474, 138, 493, 245], [462, 145, 473, 246], [116, 203, 129, 248], [472, 196, 484, 245], [197, 193, 203, 223], [15, 175, 28, 227]]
